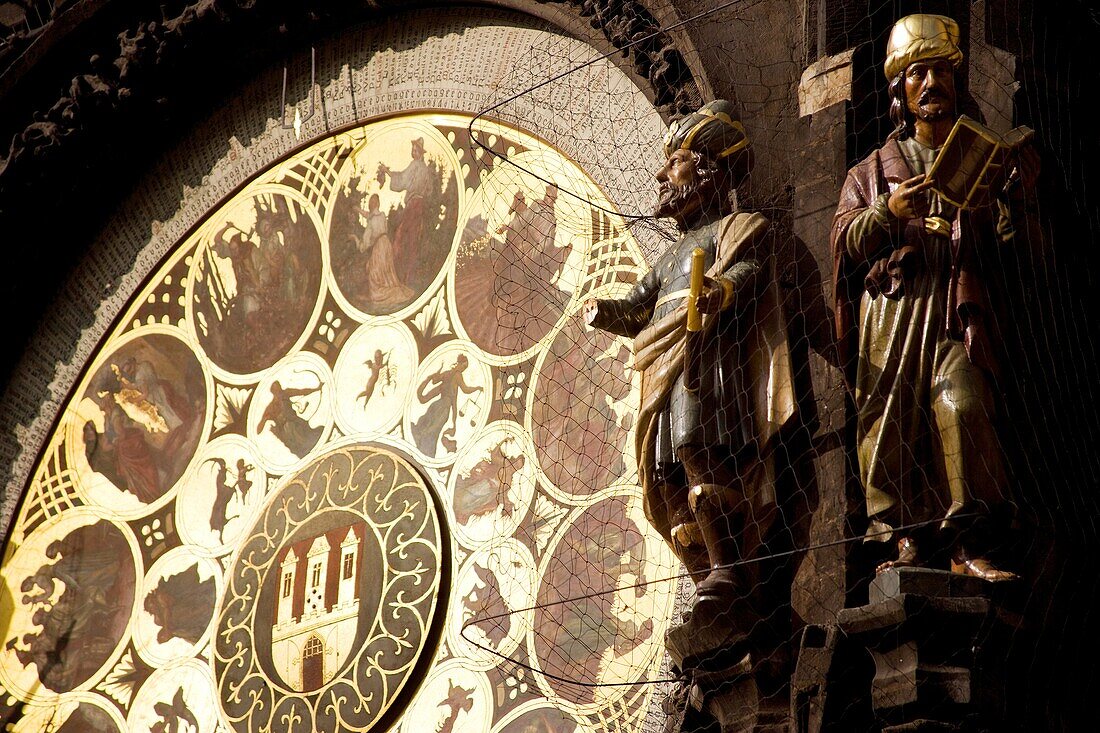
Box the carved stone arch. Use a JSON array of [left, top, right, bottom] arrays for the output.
[[490, 0, 708, 112], [0, 1, 703, 199]]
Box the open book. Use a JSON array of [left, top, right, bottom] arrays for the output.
[[926, 115, 1035, 209]]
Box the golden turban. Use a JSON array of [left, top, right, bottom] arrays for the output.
[[662, 99, 750, 162], [884, 14, 963, 80]]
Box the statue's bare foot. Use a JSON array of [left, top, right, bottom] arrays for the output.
[[875, 536, 921, 574], [951, 554, 1018, 582]]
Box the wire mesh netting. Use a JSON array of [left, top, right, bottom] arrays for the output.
[[1, 2, 1099, 732]]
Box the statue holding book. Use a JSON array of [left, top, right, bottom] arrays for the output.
[[584, 100, 797, 637], [831, 14, 1040, 579]]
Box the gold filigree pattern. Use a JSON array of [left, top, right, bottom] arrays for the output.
[[213, 444, 444, 732], [2, 112, 676, 733]]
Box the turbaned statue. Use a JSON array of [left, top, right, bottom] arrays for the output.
[[585, 101, 797, 635]]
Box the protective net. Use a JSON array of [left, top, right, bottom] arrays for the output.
[[1, 2, 1098, 732]]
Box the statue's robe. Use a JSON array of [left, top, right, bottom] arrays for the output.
[[831, 135, 1022, 535], [591, 211, 796, 536]]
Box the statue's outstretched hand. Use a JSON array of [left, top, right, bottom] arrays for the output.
[[583, 298, 600, 326]]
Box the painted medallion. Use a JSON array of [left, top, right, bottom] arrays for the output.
[[2, 111, 675, 733]]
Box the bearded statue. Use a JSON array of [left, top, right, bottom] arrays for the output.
[[584, 101, 797, 653]]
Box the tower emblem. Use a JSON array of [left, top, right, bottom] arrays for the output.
[[213, 444, 447, 732]]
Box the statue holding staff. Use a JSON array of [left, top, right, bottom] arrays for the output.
[[584, 100, 797, 625]]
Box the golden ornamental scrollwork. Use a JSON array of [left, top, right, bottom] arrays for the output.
[[212, 443, 446, 733], [3, 109, 675, 733]]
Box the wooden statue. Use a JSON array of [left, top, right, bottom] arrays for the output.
[[584, 100, 797, 633], [831, 14, 1040, 580]]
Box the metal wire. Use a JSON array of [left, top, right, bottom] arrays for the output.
[[465, 0, 761, 224], [459, 512, 984, 688]]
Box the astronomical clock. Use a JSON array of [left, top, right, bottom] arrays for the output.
[[0, 10, 680, 733]]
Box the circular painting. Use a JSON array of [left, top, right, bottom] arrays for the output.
[[453, 152, 586, 358], [133, 548, 221, 668], [530, 311, 636, 498], [328, 121, 460, 317], [531, 493, 674, 709], [67, 329, 209, 516], [188, 190, 325, 376], [404, 341, 492, 464], [332, 322, 419, 438], [174, 435, 267, 555], [246, 352, 334, 471], [0, 510, 140, 697], [447, 421, 538, 547], [213, 444, 447, 732]]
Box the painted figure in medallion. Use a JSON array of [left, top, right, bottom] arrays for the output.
[[453, 439, 526, 525], [357, 348, 394, 408], [377, 137, 435, 283], [258, 379, 325, 459], [205, 457, 254, 542], [149, 689, 199, 733], [357, 193, 414, 307], [198, 195, 322, 374], [331, 132, 458, 314], [584, 101, 797, 631], [532, 320, 631, 495], [490, 185, 569, 353], [144, 565, 216, 646], [455, 182, 570, 355], [436, 682, 475, 733], [831, 15, 1040, 579], [535, 497, 653, 706], [81, 336, 206, 503], [5, 522, 135, 692], [411, 355, 484, 458], [461, 565, 513, 646]]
